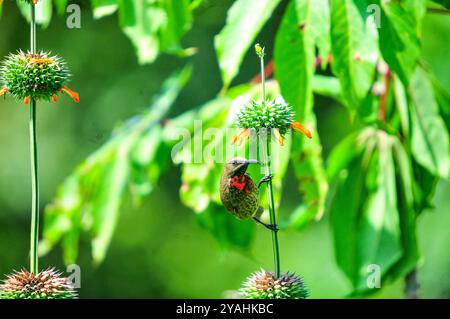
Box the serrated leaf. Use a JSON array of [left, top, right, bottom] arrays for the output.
[[117, 0, 192, 64], [409, 68, 449, 177], [310, 0, 330, 68], [91, 148, 130, 264], [275, 0, 315, 120], [389, 138, 419, 279], [377, 0, 426, 85], [214, 0, 281, 88], [42, 68, 191, 264], [159, 0, 192, 54], [330, 0, 378, 110], [330, 130, 403, 293], [327, 127, 375, 181], [289, 113, 328, 229]]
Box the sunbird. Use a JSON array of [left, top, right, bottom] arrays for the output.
[[220, 157, 277, 231]]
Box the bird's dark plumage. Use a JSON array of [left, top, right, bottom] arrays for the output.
[[220, 157, 264, 220]]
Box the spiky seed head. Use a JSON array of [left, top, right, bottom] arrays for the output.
[[236, 99, 295, 136], [240, 269, 308, 299], [0, 50, 70, 101], [0, 268, 77, 299]]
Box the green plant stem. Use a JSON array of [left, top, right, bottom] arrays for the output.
[[261, 134, 281, 278], [258, 51, 281, 278], [29, 3, 39, 275]]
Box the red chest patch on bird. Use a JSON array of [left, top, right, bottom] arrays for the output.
[[230, 175, 253, 193]]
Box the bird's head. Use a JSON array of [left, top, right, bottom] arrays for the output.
[[224, 157, 259, 177]]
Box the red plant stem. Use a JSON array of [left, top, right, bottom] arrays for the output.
[[379, 68, 391, 123]]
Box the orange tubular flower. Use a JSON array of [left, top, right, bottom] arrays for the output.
[[231, 128, 251, 146], [52, 94, 58, 103], [0, 88, 8, 97], [291, 121, 312, 139], [24, 96, 30, 105], [59, 86, 80, 103], [273, 128, 284, 146]]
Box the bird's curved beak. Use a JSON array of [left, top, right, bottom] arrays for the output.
[[234, 159, 259, 175], [244, 159, 260, 165]]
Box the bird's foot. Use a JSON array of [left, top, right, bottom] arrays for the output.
[[253, 217, 279, 232], [258, 174, 273, 188]]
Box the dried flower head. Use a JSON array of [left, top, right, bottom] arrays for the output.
[[0, 268, 77, 299], [0, 50, 79, 104], [240, 269, 308, 299], [232, 99, 312, 146]]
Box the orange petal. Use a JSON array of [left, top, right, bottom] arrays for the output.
[[60, 86, 79, 103], [231, 128, 249, 145], [52, 94, 58, 103], [238, 129, 251, 146], [0, 88, 8, 97], [29, 58, 54, 65], [33, 0, 38, 4], [24, 96, 30, 105], [291, 122, 312, 139], [273, 129, 284, 146]]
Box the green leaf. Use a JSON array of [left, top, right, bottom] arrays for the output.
[[289, 113, 328, 229], [42, 68, 191, 264], [312, 75, 342, 102], [330, 130, 403, 293], [432, 0, 450, 8], [330, 0, 378, 110], [377, 0, 426, 85], [427, 69, 450, 132], [310, 0, 330, 68], [92, 0, 118, 19], [17, 0, 53, 28], [274, 0, 315, 120], [393, 75, 410, 137], [214, 0, 281, 88], [117, 0, 192, 64], [409, 68, 449, 178], [91, 147, 130, 264], [354, 133, 402, 291], [53, 0, 69, 15], [118, 0, 162, 63], [327, 127, 375, 181], [389, 138, 419, 279], [159, 0, 192, 54]]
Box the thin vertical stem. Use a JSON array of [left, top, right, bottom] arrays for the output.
[[261, 134, 281, 278], [260, 56, 266, 101], [257, 46, 281, 278], [29, 3, 39, 275]]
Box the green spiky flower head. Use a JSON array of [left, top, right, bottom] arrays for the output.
[[240, 269, 308, 299], [236, 99, 295, 136], [0, 268, 77, 299], [0, 50, 72, 102]]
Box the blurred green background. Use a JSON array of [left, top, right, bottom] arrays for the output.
[[0, 0, 449, 298]]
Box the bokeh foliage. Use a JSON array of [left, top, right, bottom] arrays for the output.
[[0, 0, 449, 297]]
